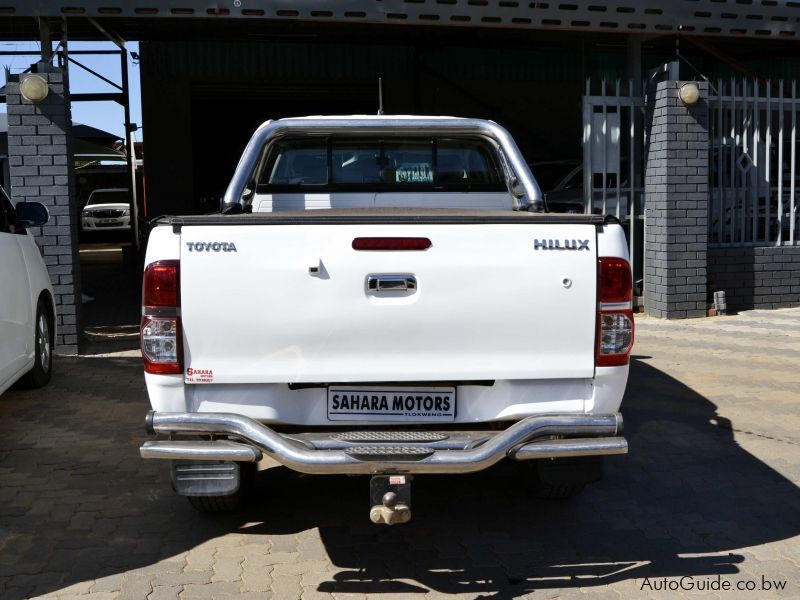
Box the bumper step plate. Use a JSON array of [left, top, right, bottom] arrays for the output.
[[332, 431, 449, 443], [345, 446, 434, 461]]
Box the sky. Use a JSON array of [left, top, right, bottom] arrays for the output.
[[1, 40, 142, 142]]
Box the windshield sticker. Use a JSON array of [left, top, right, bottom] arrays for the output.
[[395, 163, 433, 184]]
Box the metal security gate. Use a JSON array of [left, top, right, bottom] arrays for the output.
[[582, 79, 646, 294], [709, 79, 800, 247]]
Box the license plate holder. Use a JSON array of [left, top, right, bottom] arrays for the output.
[[327, 386, 456, 422]]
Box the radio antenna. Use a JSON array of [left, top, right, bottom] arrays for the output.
[[377, 77, 384, 115]]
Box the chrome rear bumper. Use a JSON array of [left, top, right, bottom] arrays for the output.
[[140, 411, 627, 475]]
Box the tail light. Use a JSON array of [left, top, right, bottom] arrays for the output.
[[596, 257, 634, 367], [141, 260, 182, 374]]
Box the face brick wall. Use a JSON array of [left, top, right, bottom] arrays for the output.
[[708, 247, 800, 311], [6, 66, 82, 354], [643, 80, 710, 319]]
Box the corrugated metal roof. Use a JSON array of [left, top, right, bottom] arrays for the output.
[[4, 1, 800, 40]]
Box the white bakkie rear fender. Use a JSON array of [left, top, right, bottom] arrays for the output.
[[141, 214, 631, 424], [144, 369, 628, 425], [139, 117, 632, 481], [140, 215, 632, 475]]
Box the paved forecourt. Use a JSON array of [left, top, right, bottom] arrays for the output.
[[0, 309, 798, 599]]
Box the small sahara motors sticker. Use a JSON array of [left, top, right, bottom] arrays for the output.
[[186, 367, 213, 383]]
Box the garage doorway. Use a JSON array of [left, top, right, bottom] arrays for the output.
[[190, 83, 378, 213]]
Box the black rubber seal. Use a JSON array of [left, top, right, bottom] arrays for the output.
[[145, 410, 155, 435]]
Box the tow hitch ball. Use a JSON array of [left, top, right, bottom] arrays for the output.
[[369, 475, 412, 525]]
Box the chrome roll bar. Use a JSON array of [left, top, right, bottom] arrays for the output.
[[222, 117, 544, 212]]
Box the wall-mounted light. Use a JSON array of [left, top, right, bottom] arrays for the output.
[[20, 74, 49, 103], [679, 82, 700, 106]]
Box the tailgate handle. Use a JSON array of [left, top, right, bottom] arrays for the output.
[[367, 275, 417, 293]]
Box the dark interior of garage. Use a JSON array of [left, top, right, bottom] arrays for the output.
[[135, 26, 800, 218], [140, 34, 610, 216]]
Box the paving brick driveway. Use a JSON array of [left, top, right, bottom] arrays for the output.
[[1, 309, 799, 599]]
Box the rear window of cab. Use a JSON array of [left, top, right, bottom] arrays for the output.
[[257, 137, 507, 192]]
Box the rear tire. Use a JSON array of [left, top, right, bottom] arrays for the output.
[[186, 463, 255, 513], [17, 298, 53, 389], [518, 456, 603, 500]]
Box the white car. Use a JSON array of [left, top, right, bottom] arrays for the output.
[[0, 187, 56, 395], [139, 117, 632, 522], [81, 188, 131, 232]]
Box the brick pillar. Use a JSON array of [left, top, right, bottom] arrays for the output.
[[644, 81, 709, 319], [6, 64, 82, 353]]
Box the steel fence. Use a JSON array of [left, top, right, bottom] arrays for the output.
[[709, 79, 799, 247], [582, 79, 646, 293]]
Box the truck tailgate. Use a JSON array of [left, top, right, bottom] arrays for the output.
[[179, 222, 597, 383]]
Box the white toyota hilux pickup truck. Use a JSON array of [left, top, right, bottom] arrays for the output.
[[139, 116, 632, 524]]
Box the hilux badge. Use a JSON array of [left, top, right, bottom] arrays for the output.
[[186, 242, 238, 252], [533, 239, 590, 251]]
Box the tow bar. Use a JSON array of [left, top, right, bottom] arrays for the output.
[[369, 475, 412, 525]]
